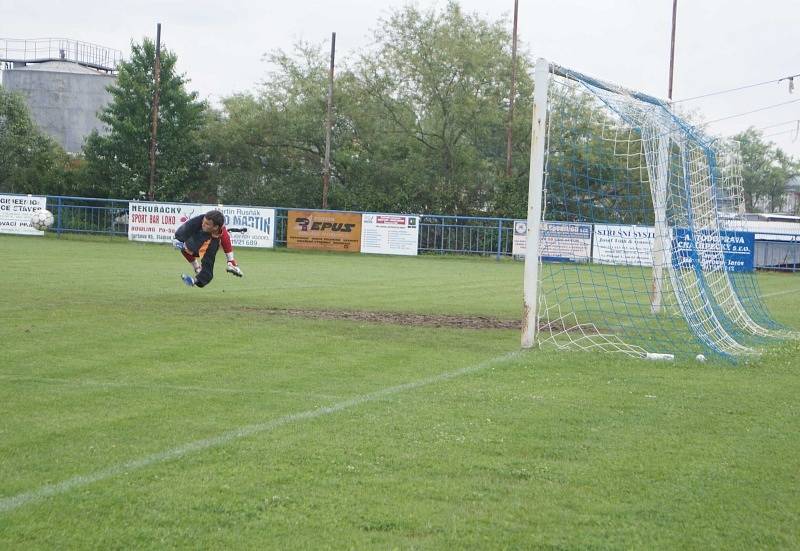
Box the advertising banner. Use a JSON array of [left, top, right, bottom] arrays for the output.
[[217, 205, 275, 249], [128, 202, 274, 248], [360, 214, 419, 256], [513, 220, 592, 261], [287, 210, 362, 252], [673, 228, 755, 272], [128, 202, 197, 243], [0, 194, 47, 236], [592, 224, 655, 266]]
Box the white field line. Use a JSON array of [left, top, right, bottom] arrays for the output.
[[0, 375, 341, 401], [760, 288, 800, 299], [0, 351, 521, 514]]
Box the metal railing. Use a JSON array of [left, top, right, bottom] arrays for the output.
[[0, 38, 122, 72], [418, 214, 514, 258], [48, 196, 129, 237]]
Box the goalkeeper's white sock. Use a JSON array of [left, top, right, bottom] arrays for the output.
[[192, 259, 201, 274]]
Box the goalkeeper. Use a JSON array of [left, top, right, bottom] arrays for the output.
[[173, 209, 243, 287]]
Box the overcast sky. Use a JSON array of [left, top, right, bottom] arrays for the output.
[[2, 0, 799, 157]]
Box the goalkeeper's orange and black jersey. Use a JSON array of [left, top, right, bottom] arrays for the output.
[[174, 215, 220, 287]]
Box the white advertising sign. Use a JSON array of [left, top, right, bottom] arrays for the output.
[[513, 220, 592, 261], [128, 201, 193, 243], [128, 202, 275, 248], [592, 224, 655, 266], [0, 194, 47, 236], [512, 220, 528, 256], [360, 213, 419, 256], [219, 205, 276, 249]]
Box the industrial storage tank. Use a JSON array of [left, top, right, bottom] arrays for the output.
[[1, 38, 121, 154]]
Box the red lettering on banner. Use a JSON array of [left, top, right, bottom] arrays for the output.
[[377, 216, 405, 225], [150, 215, 160, 223]]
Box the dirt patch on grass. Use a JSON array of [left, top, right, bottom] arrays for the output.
[[239, 307, 523, 330]]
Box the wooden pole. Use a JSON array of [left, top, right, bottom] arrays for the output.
[[505, 0, 519, 177], [655, 0, 678, 312], [322, 32, 336, 209], [148, 23, 162, 201], [668, 0, 678, 100]]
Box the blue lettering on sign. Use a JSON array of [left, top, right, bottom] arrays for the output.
[[673, 228, 754, 272], [229, 215, 272, 234]]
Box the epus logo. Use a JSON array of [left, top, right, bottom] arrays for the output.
[[296, 217, 356, 233]]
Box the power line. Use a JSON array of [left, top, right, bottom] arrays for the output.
[[762, 128, 798, 139], [672, 72, 800, 103], [755, 120, 800, 131], [704, 99, 800, 124]]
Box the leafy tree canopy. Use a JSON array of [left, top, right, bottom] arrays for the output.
[[82, 38, 208, 201], [732, 127, 799, 213], [0, 85, 69, 194]]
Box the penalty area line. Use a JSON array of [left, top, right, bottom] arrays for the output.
[[0, 350, 522, 515], [761, 288, 800, 299]]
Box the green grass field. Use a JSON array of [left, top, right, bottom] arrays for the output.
[[1, 233, 799, 549]]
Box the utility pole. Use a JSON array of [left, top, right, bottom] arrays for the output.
[[505, 0, 519, 177], [668, 0, 677, 100], [655, 1, 678, 314], [322, 32, 336, 209], [148, 23, 162, 201]]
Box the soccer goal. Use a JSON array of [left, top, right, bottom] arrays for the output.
[[521, 58, 796, 360]]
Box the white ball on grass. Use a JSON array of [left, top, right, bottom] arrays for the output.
[[695, 354, 706, 363]]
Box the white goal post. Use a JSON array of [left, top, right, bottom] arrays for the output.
[[521, 58, 549, 349]]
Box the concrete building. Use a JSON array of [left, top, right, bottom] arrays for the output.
[[1, 38, 120, 154]]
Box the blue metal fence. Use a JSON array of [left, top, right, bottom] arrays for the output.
[[20, 194, 800, 271], [47, 196, 129, 237], [418, 214, 515, 258]]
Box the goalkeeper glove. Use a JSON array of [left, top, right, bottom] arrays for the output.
[[226, 259, 243, 277], [180, 274, 195, 287], [172, 239, 186, 250]]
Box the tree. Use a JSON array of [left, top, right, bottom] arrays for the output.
[[203, 2, 638, 218], [0, 85, 68, 194], [203, 43, 337, 208], [733, 128, 798, 212], [83, 38, 208, 201], [356, 1, 532, 214], [201, 3, 541, 215]]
